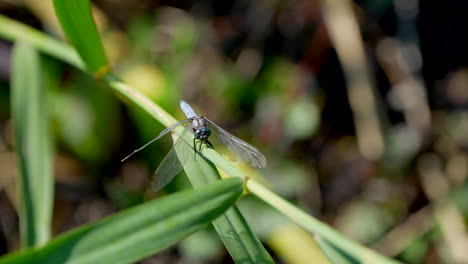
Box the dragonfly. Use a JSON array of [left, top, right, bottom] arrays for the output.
[[122, 100, 267, 191]]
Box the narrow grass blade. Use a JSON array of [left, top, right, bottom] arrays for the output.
[[245, 179, 402, 264], [0, 178, 244, 264], [212, 207, 275, 264], [11, 42, 54, 248], [316, 238, 359, 264], [0, 15, 84, 69], [53, 0, 108, 75], [183, 148, 275, 264], [103, 74, 177, 128]]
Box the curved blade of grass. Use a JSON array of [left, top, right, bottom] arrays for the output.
[[103, 73, 176, 128], [0, 178, 244, 264], [53, 0, 108, 75], [11, 42, 54, 248], [0, 15, 84, 69], [183, 146, 274, 264]]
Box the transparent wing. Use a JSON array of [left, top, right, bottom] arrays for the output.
[[121, 119, 190, 162], [151, 125, 193, 191], [180, 100, 198, 118], [205, 119, 267, 168]]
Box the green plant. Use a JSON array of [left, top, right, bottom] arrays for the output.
[[11, 42, 53, 249], [0, 0, 403, 263], [0, 178, 245, 264]]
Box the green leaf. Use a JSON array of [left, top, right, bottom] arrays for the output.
[[11, 42, 54, 248], [316, 238, 360, 264], [0, 178, 244, 264], [53, 0, 108, 74], [212, 207, 275, 264], [184, 148, 275, 264]]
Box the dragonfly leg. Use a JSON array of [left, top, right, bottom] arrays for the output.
[[199, 139, 203, 152], [193, 138, 197, 161], [206, 140, 214, 149]]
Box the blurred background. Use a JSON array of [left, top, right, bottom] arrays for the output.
[[1, 0, 468, 263]]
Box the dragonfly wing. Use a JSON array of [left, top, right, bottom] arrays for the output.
[[121, 119, 190, 162], [180, 100, 198, 118], [205, 119, 267, 168], [156, 119, 191, 139], [151, 125, 192, 191]]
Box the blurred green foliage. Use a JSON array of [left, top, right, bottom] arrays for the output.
[[0, 0, 468, 263]]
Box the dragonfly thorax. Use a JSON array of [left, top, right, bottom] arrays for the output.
[[191, 116, 211, 139]]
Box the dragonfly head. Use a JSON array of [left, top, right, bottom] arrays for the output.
[[195, 127, 211, 139]]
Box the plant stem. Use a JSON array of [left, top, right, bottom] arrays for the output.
[[102, 73, 176, 127]]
